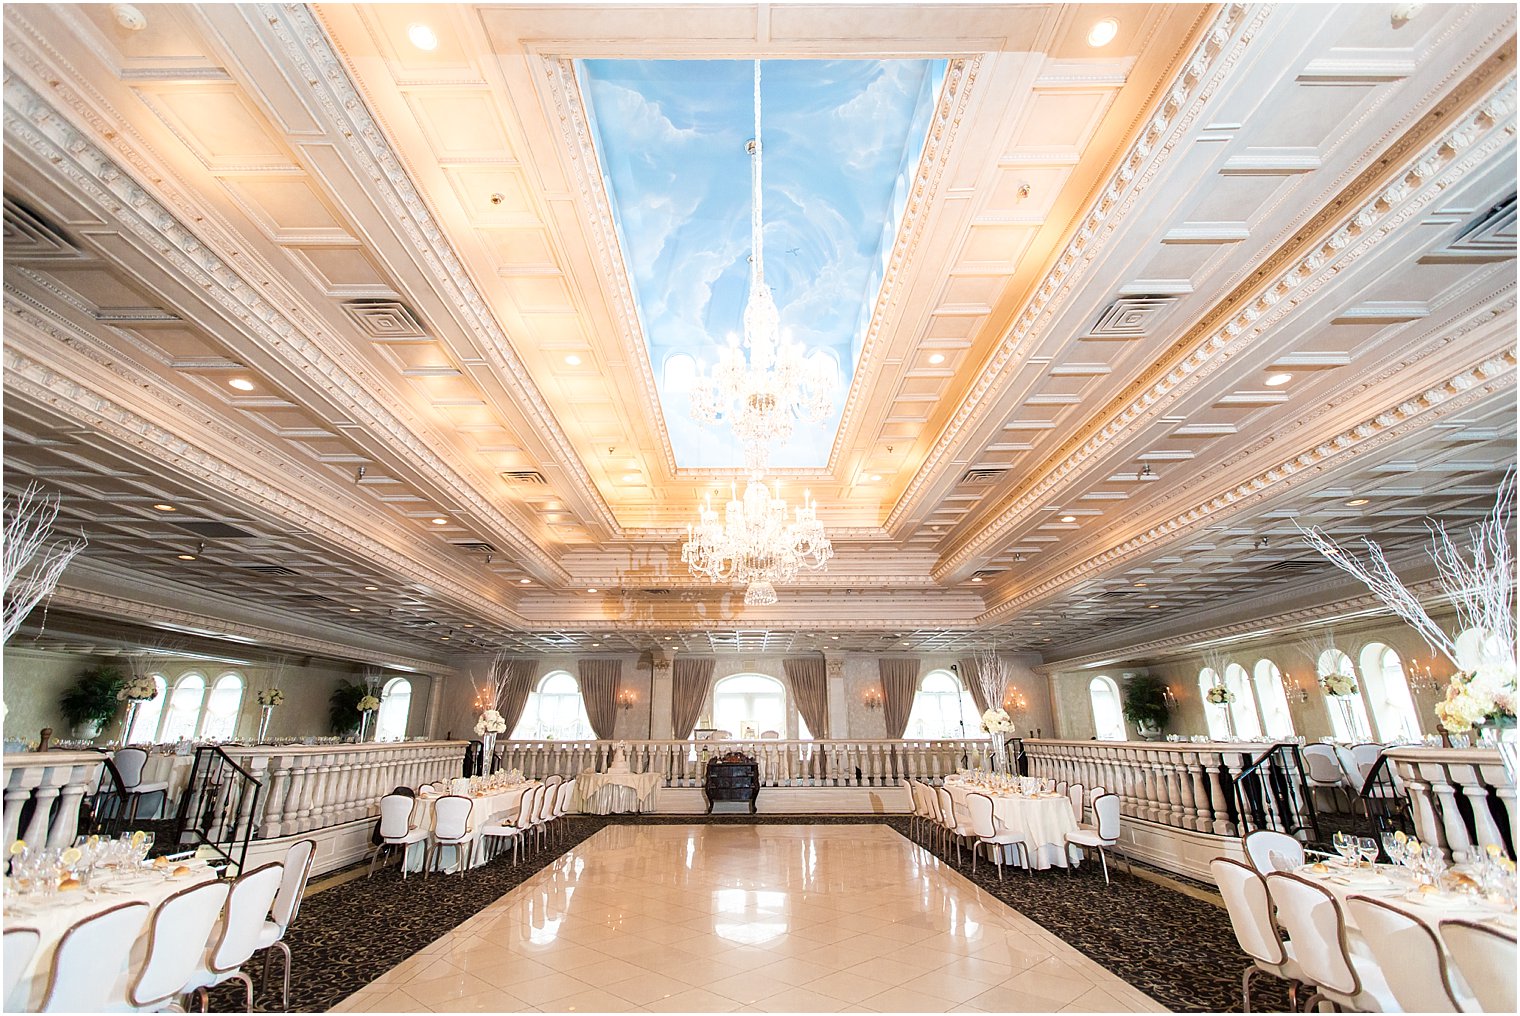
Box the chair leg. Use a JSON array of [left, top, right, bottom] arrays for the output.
[[1287, 981, 1298, 1011], [195, 987, 209, 1013], [231, 970, 254, 1013], [277, 939, 292, 1010], [1301, 991, 1324, 1013], [972, 841, 978, 875], [1241, 964, 1255, 1013], [1099, 848, 1110, 885], [995, 849, 1003, 881]]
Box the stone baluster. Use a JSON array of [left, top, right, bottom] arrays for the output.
[[262, 754, 292, 837], [23, 769, 67, 848], [4, 768, 42, 848], [1449, 762, 1502, 863]]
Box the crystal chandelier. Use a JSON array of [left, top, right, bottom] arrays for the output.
[[688, 61, 836, 473], [681, 475, 833, 605]]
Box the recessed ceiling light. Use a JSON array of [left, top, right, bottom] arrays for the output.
[[463, 623, 475, 628], [407, 22, 438, 51], [1148, 604, 1160, 609], [564, 354, 582, 366], [1087, 17, 1119, 47], [152, 503, 175, 512], [440, 634, 451, 640], [518, 578, 531, 585], [591, 642, 600, 647], [1346, 498, 1370, 507], [1265, 372, 1293, 387], [901, 642, 910, 647], [869, 474, 882, 482], [1032, 621, 1042, 626], [1134, 581, 1147, 587], [348, 607, 361, 613], [1060, 515, 1077, 523], [587, 587, 598, 593], [928, 353, 945, 365], [430, 517, 448, 525], [971, 576, 983, 583], [622, 473, 640, 483], [830, 635, 839, 640], [228, 378, 255, 392], [176, 553, 196, 561], [363, 585, 379, 591]]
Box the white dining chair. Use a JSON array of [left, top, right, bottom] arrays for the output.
[[966, 791, 1028, 879], [1439, 919, 1517, 1014], [1302, 744, 1351, 811], [425, 794, 476, 876], [257, 838, 317, 1010], [552, 778, 577, 842], [124, 879, 230, 1012], [1066, 783, 1086, 825], [481, 785, 536, 864], [40, 900, 150, 1011], [112, 746, 172, 821], [1065, 793, 1122, 884], [1263, 871, 1397, 1012], [1345, 895, 1471, 1012], [908, 780, 932, 843], [530, 779, 559, 850], [1242, 829, 1305, 874], [4, 927, 41, 1012], [1210, 858, 1311, 1012], [369, 793, 426, 878], [934, 786, 970, 863], [184, 861, 286, 1013]]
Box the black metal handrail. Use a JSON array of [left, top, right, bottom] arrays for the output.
[[1231, 742, 1321, 844], [173, 746, 262, 874], [1355, 749, 1413, 855]]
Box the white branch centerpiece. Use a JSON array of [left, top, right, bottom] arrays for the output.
[[2, 484, 86, 644], [470, 653, 515, 771], [1297, 474, 1517, 752]]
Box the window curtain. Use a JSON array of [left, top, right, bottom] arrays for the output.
[[958, 656, 993, 715], [783, 657, 829, 739], [878, 658, 921, 739], [671, 657, 716, 740], [494, 657, 539, 735], [578, 658, 622, 740]]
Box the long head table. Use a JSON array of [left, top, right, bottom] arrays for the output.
[[942, 777, 1081, 869]]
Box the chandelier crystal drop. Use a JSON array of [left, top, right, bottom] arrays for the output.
[[688, 61, 837, 473], [681, 474, 834, 606]]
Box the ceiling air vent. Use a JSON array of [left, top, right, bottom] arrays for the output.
[[453, 541, 496, 553], [640, 588, 672, 596], [1085, 295, 1179, 339], [972, 569, 1001, 581], [961, 468, 1008, 484], [501, 470, 547, 486], [243, 565, 298, 576], [342, 299, 427, 339], [1262, 559, 1326, 575], [171, 521, 257, 539], [3, 197, 84, 260]]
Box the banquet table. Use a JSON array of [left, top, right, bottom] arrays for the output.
[[2, 861, 219, 1011], [573, 770, 661, 814], [942, 779, 1081, 870], [1294, 859, 1518, 947], [401, 782, 539, 874]]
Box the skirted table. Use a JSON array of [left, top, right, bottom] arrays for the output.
[[573, 770, 661, 814], [943, 779, 1082, 869], [401, 782, 539, 873]]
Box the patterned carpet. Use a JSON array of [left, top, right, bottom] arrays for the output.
[[209, 815, 1283, 1013]]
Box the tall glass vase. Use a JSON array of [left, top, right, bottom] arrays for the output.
[[121, 699, 142, 745], [990, 731, 1009, 774], [481, 732, 497, 774], [257, 705, 275, 744], [1337, 697, 1357, 740], [359, 710, 374, 743], [1222, 709, 1235, 742]]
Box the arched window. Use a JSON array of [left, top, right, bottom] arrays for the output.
[[159, 673, 206, 742], [1223, 663, 1263, 739], [1359, 643, 1420, 741], [1199, 667, 1231, 740], [1252, 660, 1295, 738], [125, 675, 168, 744], [1319, 649, 1372, 741], [375, 677, 413, 742], [510, 672, 594, 741], [712, 674, 786, 739], [199, 673, 244, 741], [905, 670, 978, 739], [1088, 676, 1126, 740]]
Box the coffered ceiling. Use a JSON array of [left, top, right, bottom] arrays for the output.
[[2, 3, 1515, 664]]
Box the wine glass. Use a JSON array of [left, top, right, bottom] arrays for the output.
[[1357, 837, 1379, 869], [1381, 832, 1404, 866], [1332, 831, 1355, 866]]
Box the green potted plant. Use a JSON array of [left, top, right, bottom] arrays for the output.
[[328, 680, 367, 736], [59, 664, 125, 739], [1123, 674, 1170, 739]]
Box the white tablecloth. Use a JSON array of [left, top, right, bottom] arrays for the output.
[[943, 781, 1081, 869], [3, 863, 218, 1010], [573, 770, 661, 814], [401, 783, 538, 873], [1298, 861, 1517, 947]]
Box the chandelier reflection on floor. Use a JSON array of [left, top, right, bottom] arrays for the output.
[[682, 61, 835, 605], [681, 476, 833, 605]]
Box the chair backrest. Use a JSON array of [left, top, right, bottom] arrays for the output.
[[1302, 743, 1344, 784], [965, 793, 997, 839], [1210, 857, 1284, 966], [112, 746, 149, 789], [1091, 785, 1106, 798], [1243, 829, 1304, 873], [760, 730, 779, 738], [1055, 780, 1068, 798], [934, 786, 955, 829], [41, 901, 149, 1011], [1334, 745, 1359, 785], [211, 861, 285, 973], [1263, 872, 1358, 996], [516, 784, 541, 827], [544, 774, 563, 788], [432, 795, 474, 839], [1350, 743, 1383, 769], [1440, 919, 1517, 1015], [4, 927, 40, 1010], [131, 879, 230, 1006], [556, 779, 576, 816], [1091, 793, 1121, 840], [271, 838, 317, 931], [1345, 896, 1461, 1012], [378, 793, 415, 839], [1067, 783, 1086, 823], [911, 781, 930, 819], [390, 785, 416, 798]]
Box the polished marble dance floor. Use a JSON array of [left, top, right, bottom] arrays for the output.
[[331, 824, 1165, 1013]]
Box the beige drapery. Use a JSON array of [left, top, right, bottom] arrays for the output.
[[495, 657, 540, 734], [578, 658, 623, 740], [783, 657, 830, 739], [878, 658, 921, 739], [671, 657, 716, 740], [958, 656, 994, 715]]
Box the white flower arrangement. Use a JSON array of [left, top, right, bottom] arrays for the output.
[[357, 695, 380, 712], [980, 707, 1015, 734], [116, 676, 159, 702], [257, 688, 285, 707], [474, 708, 507, 736], [1435, 662, 1518, 733], [1320, 672, 1358, 698], [1205, 685, 1235, 706]]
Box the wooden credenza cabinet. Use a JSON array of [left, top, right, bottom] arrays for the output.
[[703, 753, 759, 814]]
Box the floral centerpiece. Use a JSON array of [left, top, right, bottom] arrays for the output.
[[474, 708, 507, 736], [1320, 672, 1358, 698], [357, 694, 380, 712], [255, 687, 285, 743], [1435, 664, 1517, 735], [116, 673, 158, 744], [257, 688, 285, 707], [981, 707, 1015, 774], [1204, 685, 1234, 706]]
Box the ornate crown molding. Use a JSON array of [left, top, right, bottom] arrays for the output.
[[939, 68, 1518, 579]]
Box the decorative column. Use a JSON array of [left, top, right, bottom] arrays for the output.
[[425, 673, 446, 739], [825, 655, 847, 739], [649, 651, 674, 740]]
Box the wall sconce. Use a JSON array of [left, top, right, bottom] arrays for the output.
[[1407, 658, 1441, 694], [1002, 687, 1028, 717], [863, 687, 883, 710], [616, 689, 637, 711], [1284, 672, 1311, 704], [1162, 685, 1179, 710]]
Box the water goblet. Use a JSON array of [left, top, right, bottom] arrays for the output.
[[1332, 831, 1354, 866], [1357, 837, 1379, 869], [1380, 832, 1404, 866]]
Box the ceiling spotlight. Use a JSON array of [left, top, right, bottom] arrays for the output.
[[971, 576, 983, 583], [1347, 498, 1370, 507], [1148, 604, 1160, 609], [430, 517, 448, 526], [1087, 17, 1119, 47], [407, 22, 438, 51], [518, 578, 531, 585], [228, 378, 255, 392], [348, 607, 361, 613], [177, 540, 204, 562], [1265, 372, 1293, 387], [587, 587, 598, 593], [928, 353, 945, 365], [463, 623, 475, 628], [440, 631, 452, 641], [1139, 464, 1155, 478], [622, 473, 640, 483], [152, 503, 175, 512], [564, 354, 582, 366], [1060, 515, 1077, 523], [869, 474, 882, 482], [363, 585, 379, 591]]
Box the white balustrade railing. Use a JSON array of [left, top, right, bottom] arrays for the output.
[[497, 738, 999, 788], [3, 750, 105, 849], [1386, 746, 1515, 863]]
